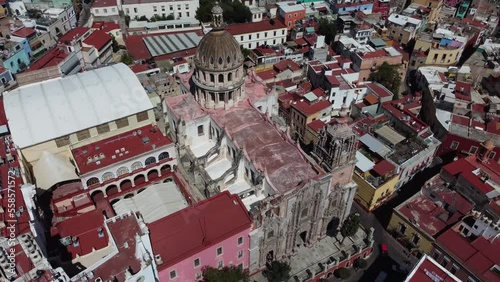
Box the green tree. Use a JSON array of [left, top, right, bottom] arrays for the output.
[[317, 18, 337, 45], [166, 14, 175, 20], [240, 46, 251, 58], [340, 213, 360, 244], [120, 53, 134, 65], [354, 258, 368, 269], [138, 15, 148, 21], [334, 267, 351, 280], [196, 0, 251, 24], [368, 62, 402, 99], [265, 260, 291, 282], [202, 265, 249, 282], [111, 36, 119, 52]]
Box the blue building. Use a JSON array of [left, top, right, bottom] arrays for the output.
[[331, 0, 373, 16], [1, 36, 33, 74]]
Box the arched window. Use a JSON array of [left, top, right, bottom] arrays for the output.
[[145, 156, 156, 166], [210, 74, 215, 83], [101, 172, 114, 182], [158, 152, 170, 161], [131, 161, 143, 171], [219, 57, 223, 64], [210, 57, 214, 64], [227, 56, 231, 64], [219, 74, 224, 83], [228, 73, 232, 81], [86, 177, 99, 187], [236, 69, 239, 77], [116, 166, 129, 176]]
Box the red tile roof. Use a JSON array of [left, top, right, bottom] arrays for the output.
[[26, 48, 70, 71], [226, 19, 286, 36], [366, 83, 393, 98], [148, 191, 252, 269], [442, 156, 498, 194], [397, 185, 472, 237], [274, 59, 300, 72], [0, 98, 7, 126], [83, 30, 112, 51], [406, 256, 460, 282], [92, 21, 121, 33], [293, 99, 332, 116], [256, 69, 278, 81], [89, 214, 143, 281], [130, 64, 151, 73], [308, 119, 326, 133], [59, 27, 90, 44], [71, 124, 173, 175], [437, 228, 500, 282], [364, 93, 379, 105], [295, 37, 308, 46], [11, 27, 36, 38], [372, 159, 395, 176], [50, 209, 109, 259], [91, 0, 117, 8]]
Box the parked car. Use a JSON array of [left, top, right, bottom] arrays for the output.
[[380, 244, 388, 256]]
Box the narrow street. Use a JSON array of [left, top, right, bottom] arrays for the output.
[[349, 162, 445, 282]]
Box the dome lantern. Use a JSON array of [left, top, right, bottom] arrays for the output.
[[211, 2, 224, 29]]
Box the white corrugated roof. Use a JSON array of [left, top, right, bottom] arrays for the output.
[[112, 182, 188, 223], [359, 134, 392, 157], [4, 63, 154, 148]]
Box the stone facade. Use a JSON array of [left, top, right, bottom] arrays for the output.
[[164, 4, 358, 274]]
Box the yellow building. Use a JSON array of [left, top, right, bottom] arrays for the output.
[[290, 91, 332, 144], [353, 154, 399, 212], [386, 175, 473, 257], [3, 63, 156, 188], [414, 32, 465, 66], [408, 0, 443, 22]]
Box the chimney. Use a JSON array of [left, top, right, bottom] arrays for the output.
[[155, 254, 164, 265]]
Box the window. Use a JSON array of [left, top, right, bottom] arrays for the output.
[[116, 117, 129, 128], [238, 250, 244, 259], [216, 247, 223, 256], [240, 36, 243, 41], [210, 73, 215, 82], [103, 8, 107, 13], [73, 238, 79, 247], [76, 129, 91, 141], [219, 74, 224, 83], [267, 230, 274, 238], [442, 257, 449, 268], [450, 141, 459, 149], [238, 263, 243, 269], [450, 265, 458, 274], [95, 9, 99, 14], [488, 151, 496, 159], [411, 234, 420, 245], [177, 4, 181, 10], [198, 125, 204, 136], [55, 136, 70, 147], [134, 8, 137, 13], [136, 112, 149, 122], [153, 6, 157, 12], [469, 146, 478, 154], [219, 93, 225, 102], [218, 261, 224, 269], [398, 223, 407, 234], [170, 5, 173, 10], [195, 272, 202, 280], [228, 73, 232, 81], [161, 5, 165, 11], [96, 123, 110, 134], [237, 236, 243, 246], [112, 7, 116, 12], [169, 270, 177, 279], [185, 4, 189, 9], [194, 258, 200, 268], [187, 12, 190, 17], [432, 250, 441, 260]]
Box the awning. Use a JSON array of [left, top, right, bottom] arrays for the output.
[[33, 151, 79, 190], [316, 7, 328, 12]]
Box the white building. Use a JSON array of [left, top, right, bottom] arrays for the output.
[[120, 0, 199, 20], [44, 7, 77, 31], [225, 19, 288, 49], [3, 64, 156, 187]]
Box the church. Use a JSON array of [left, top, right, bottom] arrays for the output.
[[164, 3, 359, 272]]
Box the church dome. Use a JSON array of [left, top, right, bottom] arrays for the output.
[[194, 29, 244, 71]]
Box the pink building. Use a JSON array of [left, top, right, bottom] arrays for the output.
[[149, 191, 252, 281]]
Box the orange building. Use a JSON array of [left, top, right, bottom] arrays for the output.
[[277, 3, 306, 29]]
